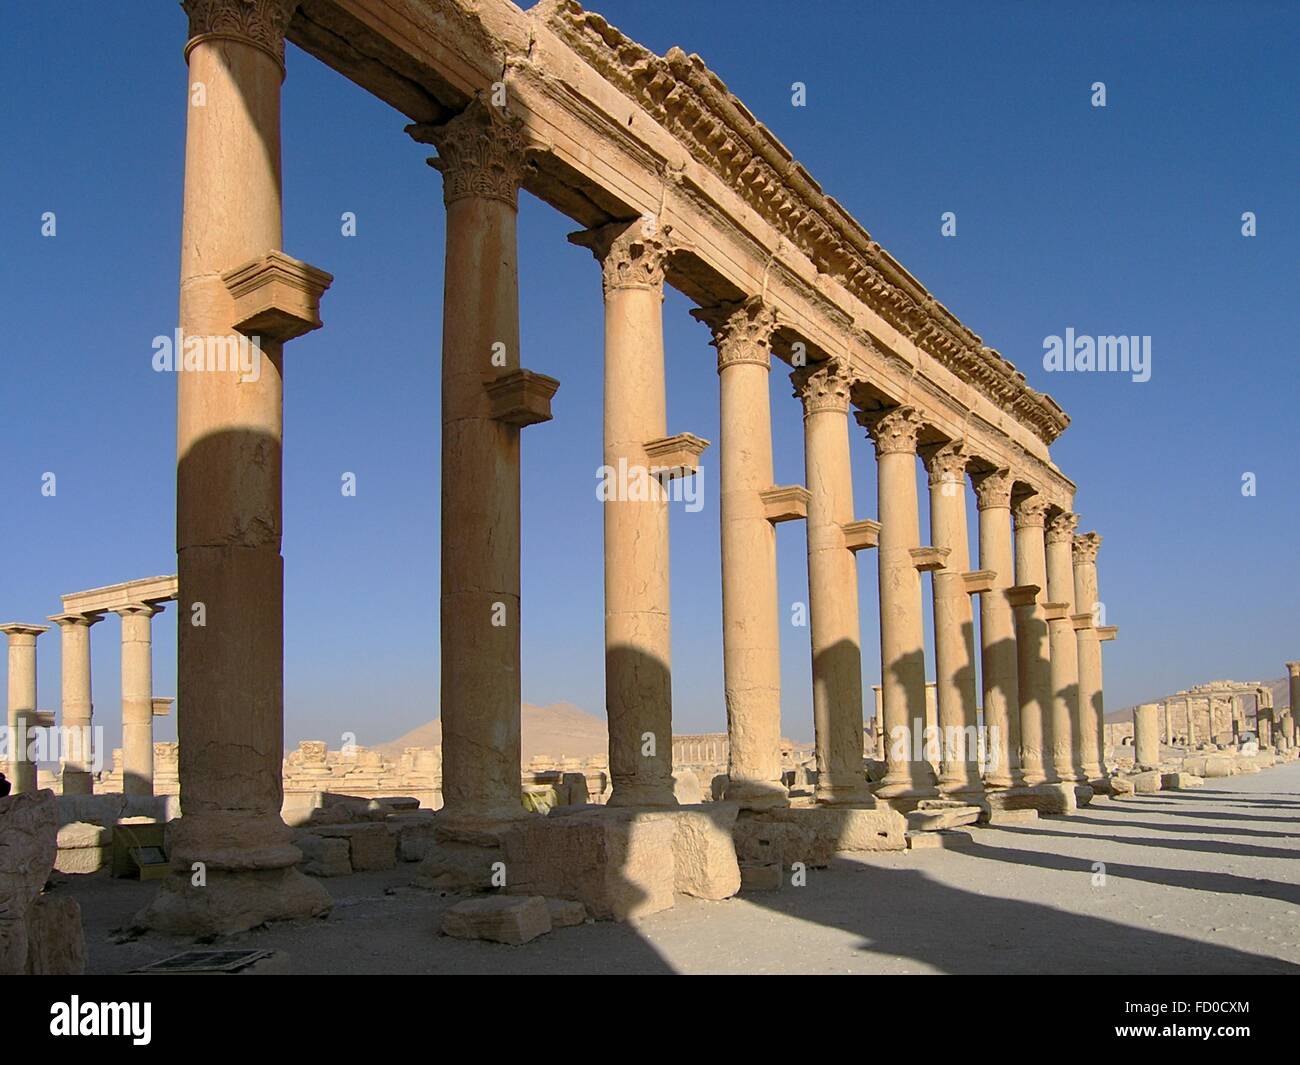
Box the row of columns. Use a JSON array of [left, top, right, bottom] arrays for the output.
[[2, 606, 164, 796]]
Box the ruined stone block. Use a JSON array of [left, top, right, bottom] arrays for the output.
[[23, 894, 85, 975], [545, 898, 587, 928], [441, 895, 551, 945], [739, 862, 782, 891], [1161, 772, 1204, 790], [1130, 770, 1162, 794], [54, 822, 111, 875], [294, 833, 352, 877], [649, 804, 739, 901], [310, 823, 396, 871]]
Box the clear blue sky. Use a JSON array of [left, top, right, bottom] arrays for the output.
[[2, 1, 1296, 753]]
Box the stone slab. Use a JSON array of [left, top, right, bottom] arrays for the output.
[[739, 862, 782, 892], [441, 895, 551, 945]]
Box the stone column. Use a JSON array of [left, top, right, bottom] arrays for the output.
[[793, 358, 874, 805], [48, 612, 103, 796], [1186, 697, 1197, 746], [693, 297, 788, 809], [1134, 703, 1159, 770], [114, 604, 162, 797], [1, 623, 48, 794], [1163, 704, 1173, 746], [922, 442, 983, 801], [1044, 510, 1083, 783], [415, 96, 558, 824], [1012, 495, 1053, 785], [859, 406, 938, 802], [571, 220, 682, 808], [1072, 531, 1105, 782], [1286, 664, 1299, 746], [140, 0, 332, 935], [972, 469, 1022, 789]]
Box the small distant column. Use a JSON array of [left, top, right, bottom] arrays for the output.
[[858, 406, 938, 802], [48, 612, 104, 796], [115, 603, 163, 797], [1, 623, 49, 794], [1134, 703, 1159, 769], [971, 468, 1021, 789], [1044, 510, 1083, 783], [1286, 664, 1300, 747]]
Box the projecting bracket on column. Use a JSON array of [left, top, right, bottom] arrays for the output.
[[222, 250, 334, 342], [760, 485, 810, 523], [910, 546, 950, 572], [1005, 583, 1040, 608], [1041, 602, 1071, 622], [644, 432, 709, 479], [152, 697, 174, 718], [484, 369, 560, 427], [1070, 611, 1094, 632], [962, 569, 997, 594], [1098, 625, 1119, 642], [842, 518, 882, 553]]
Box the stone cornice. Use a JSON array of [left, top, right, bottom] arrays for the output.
[[183, 0, 298, 70], [690, 296, 777, 373], [541, 0, 1069, 445], [791, 357, 855, 416]]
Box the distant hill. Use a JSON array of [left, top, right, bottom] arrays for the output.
[[376, 701, 608, 763], [1106, 676, 1289, 723]]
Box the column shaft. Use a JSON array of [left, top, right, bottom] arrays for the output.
[[50, 614, 99, 796], [116, 605, 160, 797], [1072, 531, 1105, 781], [1012, 497, 1052, 785], [697, 298, 788, 808], [2, 625, 47, 794], [795, 359, 872, 804], [1045, 510, 1083, 782], [860, 407, 937, 801], [924, 443, 983, 800], [973, 471, 1021, 788]]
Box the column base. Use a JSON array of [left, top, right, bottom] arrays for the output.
[[725, 779, 791, 810], [938, 779, 987, 804], [606, 783, 678, 809], [135, 867, 331, 937], [814, 781, 877, 808]]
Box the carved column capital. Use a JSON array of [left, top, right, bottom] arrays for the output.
[[411, 94, 531, 209], [970, 468, 1014, 511], [568, 219, 680, 295], [920, 440, 969, 488], [791, 357, 856, 415], [182, 0, 298, 71], [690, 296, 777, 373], [1012, 495, 1050, 530], [1286, 662, 1300, 678], [1046, 510, 1080, 545], [857, 405, 924, 457], [1072, 531, 1102, 565]]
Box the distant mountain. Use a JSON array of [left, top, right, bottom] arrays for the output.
[[1106, 676, 1289, 723], [376, 701, 608, 763]]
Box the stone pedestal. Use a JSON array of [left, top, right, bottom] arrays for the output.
[[1, 624, 48, 795], [693, 299, 788, 809], [972, 470, 1021, 788], [922, 442, 983, 801], [571, 219, 682, 808], [794, 359, 874, 805], [859, 406, 937, 802], [138, 0, 332, 935], [48, 614, 102, 796]]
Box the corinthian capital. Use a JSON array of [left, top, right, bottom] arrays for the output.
[[183, 0, 298, 69], [1012, 495, 1049, 530], [791, 357, 856, 416], [568, 219, 681, 295], [1046, 510, 1080, 544], [921, 440, 969, 488], [858, 405, 924, 457], [970, 468, 1014, 511], [690, 296, 778, 373], [410, 94, 531, 209], [1072, 531, 1102, 565]]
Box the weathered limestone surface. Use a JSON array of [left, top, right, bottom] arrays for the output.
[[1133, 703, 1160, 769], [294, 833, 353, 877], [0, 791, 84, 975], [734, 806, 908, 868], [307, 823, 397, 871], [441, 895, 551, 945], [54, 822, 112, 875]]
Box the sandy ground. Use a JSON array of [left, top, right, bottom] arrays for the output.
[[62, 760, 1300, 975]]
